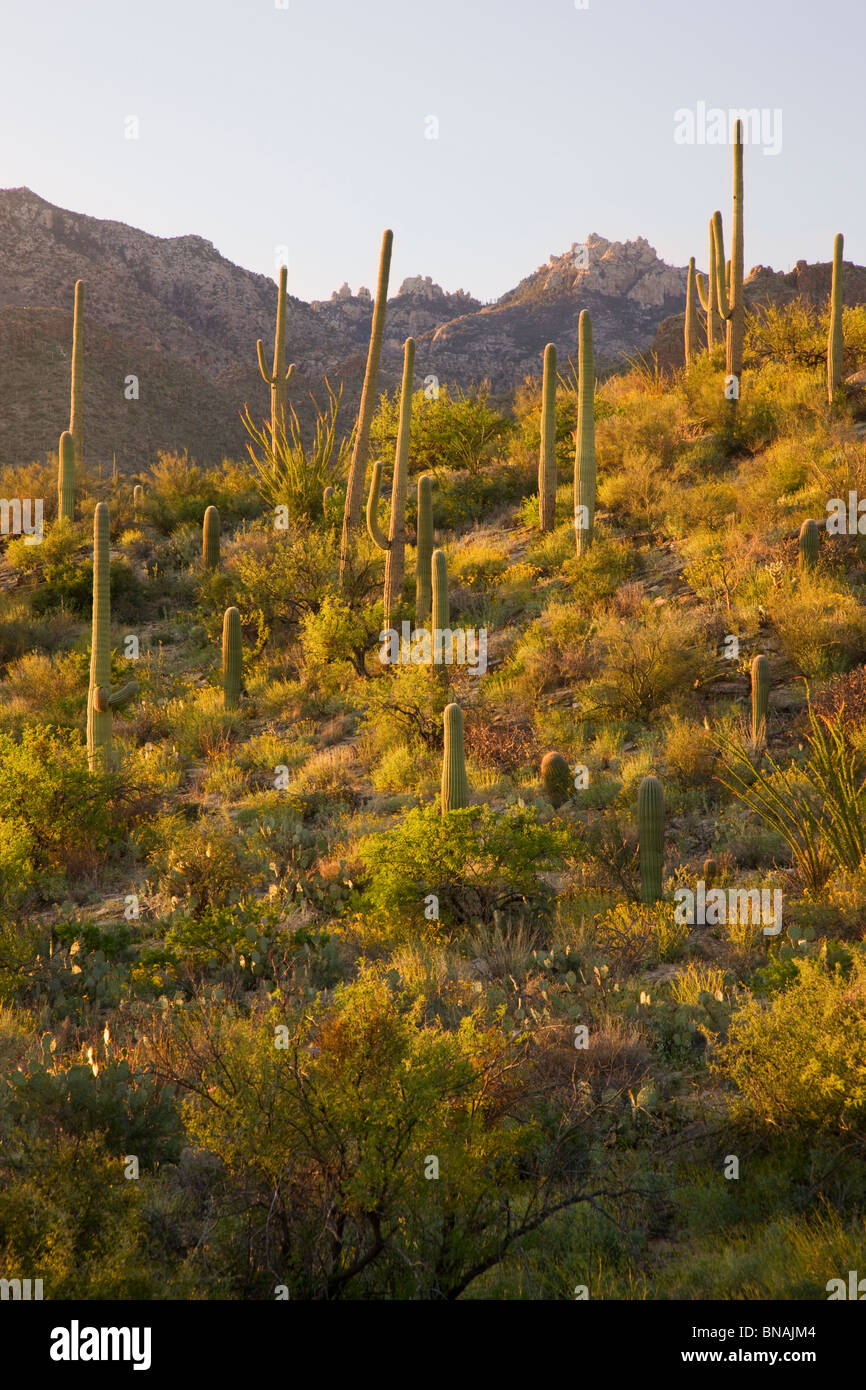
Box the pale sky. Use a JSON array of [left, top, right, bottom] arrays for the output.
[[1, 0, 859, 301]]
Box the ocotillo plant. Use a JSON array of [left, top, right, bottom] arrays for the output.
[[799, 518, 819, 571], [711, 121, 745, 386], [415, 474, 434, 624], [58, 430, 75, 523], [751, 654, 770, 750], [87, 503, 138, 771], [222, 607, 242, 710], [638, 775, 664, 904], [69, 280, 84, 471], [256, 266, 294, 437], [538, 343, 557, 531], [573, 309, 596, 556], [684, 258, 698, 364], [340, 229, 393, 581], [541, 750, 570, 808], [696, 217, 721, 351], [441, 702, 469, 812], [366, 338, 415, 627], [203, 505, 221, 569], [827, 233, 844, 404]]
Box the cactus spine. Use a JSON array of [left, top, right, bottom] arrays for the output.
[[799, 518, 819, 571], [638, 775, 664, 904], [696, 217, 721, 351], [415, 474, 434, 625], [366, 338, 415, 628], [538, 343, 557, 531], [58, 430, 75, 523], [441, 702, 469, 813], [573, 309, 596, 556], [203, 505, 221, 569], [222, 607, 242, 710], [256, 266, 294, 437], [87, 503, 138, 771], [340, 229, 393, 581], [751, 654, 770, 749], [69, 280, 84, 471], [541, 750, 570, 808], [827, 233, 844, 404], [684, 258, 698, 364]]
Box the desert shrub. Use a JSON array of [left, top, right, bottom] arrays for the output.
[[769, 573, 866, 678], [140, 451, 261, 532], [300, 596, 382, 682], [371, 383, 513, 476], [143, 811, 254, 912], [590, 901, 689, 973], [580, 602, 708, 721]]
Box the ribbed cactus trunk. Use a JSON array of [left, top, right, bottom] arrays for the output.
[[541, 750, 570, 808], [415, 474, 434, 625], [684, 258, 698, 364], [364, 337, 416, 629], [538, 343, 557, 532], [441, 702, 469, 813], [58, 430, 75, 523], [256, 266, 294, 436], [573, 310, 596, 556], [69, 280, 84, 473], [696, 218, 721, 351], [133, 485, 144, 518], [638, 775, 664, 904], [203, 505, 221, 569], [340, 229, 393, 582], [725, 122, 745, 383], [431, 547, 449, 647], [222, 607, 242, 710], [751, 654, 770, 750], [827, 233, 844, 405], [799, 519, 819, 570], [87, 503, 138, 771]]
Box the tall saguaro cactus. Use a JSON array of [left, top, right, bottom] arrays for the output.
[[222, 607, 242, 710], [573, 310, 596, 556], [58, 430, 76, 523], [340, 229, 394, 581], [751, 654, 770, 750], [69, 280, 84, 471], [538, 343, 557, 531], [827, 233, 844, 404], [684, 258, 698, 364], [431, 548, 449, 639], [87, 503, 138, 771], [638, 775, 664, 904], [257, 266, 294, 437], [366, 337, 415, 627], [415, 474, 434, 625], [441, 702, 469, 812], [203, 505, 221, 569], [696, 217, 721, 351], [711, 121, 745, 386]]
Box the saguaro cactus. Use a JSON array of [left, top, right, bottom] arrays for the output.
[[340, 229, 393, 580], [799, 518, 819, 571], [684, 258, 698, 364], [541, 750, 570, 808], [257, 266, 294, 436], [202, 506, 221, 569], [827, 233, 844, 404], [431, 548, 449, 637], [696, 217, 721, 351], [415, 474, 434, 625], [441, 702, 469, 812], [711, 121, 745, 386], [638, 775, 664, 904], [366, 337, 415, 627], [573, 309, 596, 556], [751, 654, 770, 749], [87, 503, 138, 771], [538, 343, 557, 531], [69, 280, 84, 471], [133, 484, 144, 518], [222, 607, 242, 710], [58, 430, 75, 523]]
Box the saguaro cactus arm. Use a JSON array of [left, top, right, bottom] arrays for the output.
[[366, 461, 391, 550], [94, 680, 139, 712]]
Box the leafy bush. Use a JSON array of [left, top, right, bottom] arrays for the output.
[[371, 383, 513, 476]]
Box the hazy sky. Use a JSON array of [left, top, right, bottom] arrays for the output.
[[2, 0, 859, 302]]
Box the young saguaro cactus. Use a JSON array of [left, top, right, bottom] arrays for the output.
[[751, 654, 770, 749], [431, 547, 449, 658], [366, 337, 415, 628], [696, 218, 721, 351], [69, 280, 84, 471], [441, 702, 469, 812], [203, 505, 221, 570], [340, 229, 394, 581], [573, 310, 596, 556], [87, 503, 138, 771], [799, 518, 819, 571], [684, 258, 698, 364], [58, 430, 75, 523], [222, 607, 242, 710], [827, 233, 844, 405], [538, 343, 557, 532], [711, 121, 745, 386], [257, 266, 294, 437], [415, 474, 434, 625], [133, 484, 144, 518], [541, 750, 570, 808], [638, 775, 664, 904]]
